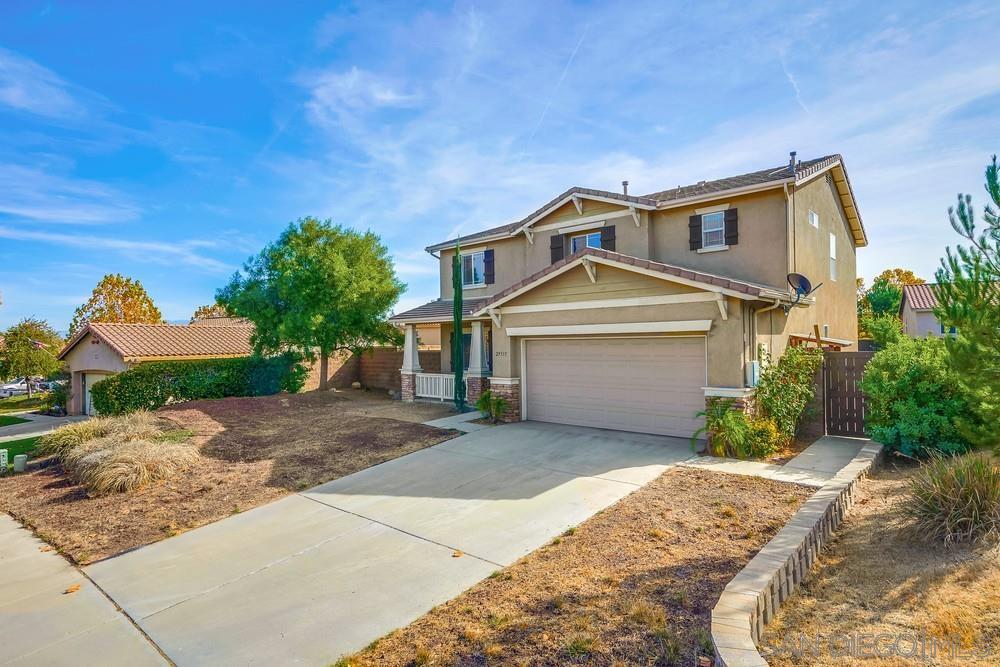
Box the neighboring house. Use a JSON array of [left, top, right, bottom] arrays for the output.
[[391, 153, 866, 438], [58, 322, 253, 415], [899, 283, 952, 336]]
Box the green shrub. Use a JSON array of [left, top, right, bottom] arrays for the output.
[[90, 353, 306, 415], [902, 453, 1000, 544], [693, 398, 750, 458], [861, 337, 977, 457], [755, 346, 824, 441], [745, 417, 781, 459], [475, 389, 508, 423]]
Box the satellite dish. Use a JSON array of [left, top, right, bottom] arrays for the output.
[[784, 273, 823, 312]]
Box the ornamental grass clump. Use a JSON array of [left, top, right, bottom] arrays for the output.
[[38, 411, 198, 495], [81, 440, 199, 496], [902, 453, 1000, 544]]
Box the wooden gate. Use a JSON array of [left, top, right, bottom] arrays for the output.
[[824, 351, 873, 437]]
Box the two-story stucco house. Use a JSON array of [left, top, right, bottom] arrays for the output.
[[391, 153, 866, 438]]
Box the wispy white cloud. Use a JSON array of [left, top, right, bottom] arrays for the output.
[[0, 46, 94, 120], [0, 226, 231, 272], [0, 164, 140, 224]]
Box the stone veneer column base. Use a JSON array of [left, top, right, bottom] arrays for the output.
[[400, 372, 416, 402], [466, 375, 489, 405], [487, 378, 520, 422]]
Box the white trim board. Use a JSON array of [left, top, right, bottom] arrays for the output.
[[505, 320, 712, 337], [499, 292, 719, 314]]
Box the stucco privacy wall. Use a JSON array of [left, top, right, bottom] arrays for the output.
[[782, 174, 859, 348], [650, 189, 788, 289], [492, 264, 747, 387]]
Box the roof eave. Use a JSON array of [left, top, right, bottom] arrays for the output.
[[652, 179, 792, 210]]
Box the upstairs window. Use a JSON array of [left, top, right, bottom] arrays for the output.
[[808, 209, 819, 228], [829, 233, 837, 281], [462, 251, 486, 287], [702, 211, 726, 248], [570, 231, 602, 253]]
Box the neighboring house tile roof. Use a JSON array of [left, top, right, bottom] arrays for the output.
[[189, 316, 251, 327], [391, 297, 492, 322], [427, 154, 856, 252], [58, 322, 254, 362], [901, 283, 939, 310]]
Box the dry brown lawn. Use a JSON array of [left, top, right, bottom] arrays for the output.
[[343, 468, 811, 667], [0, 390, 456, 564], [762, 464, 1000, 666]]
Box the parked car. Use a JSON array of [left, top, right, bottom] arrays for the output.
[[0, 378, 30, 398]]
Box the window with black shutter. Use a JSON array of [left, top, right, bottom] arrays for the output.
[[483, 249, 495, 284], [600, 225, 616, 251], [688, 215, 702, 250], [550, 234, 565, 264], [724, 208, 739, 246]]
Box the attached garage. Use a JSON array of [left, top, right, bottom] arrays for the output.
[[522, 336, 706, 438]]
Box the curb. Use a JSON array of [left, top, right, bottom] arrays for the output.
[[711, 440, 884, 666]]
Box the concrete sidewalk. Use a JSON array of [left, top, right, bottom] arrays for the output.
[[85, 422, 693, 665], [680, 435, 870, 487], [0, 412, 88, 443], [0, 515, 165, 665]]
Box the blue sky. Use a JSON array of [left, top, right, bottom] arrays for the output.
[[1, 1, 998, 332]]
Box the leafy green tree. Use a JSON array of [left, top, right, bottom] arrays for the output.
[[190, 303, 232, 322], [217, 217, 404, 390], [874, 268, 925, 287], [0, 318, 63, 397], [70, 274, 163, 335], [865, 276, 902, 316], [861, 313, 904, 349], [935, 155, 1000, 449]]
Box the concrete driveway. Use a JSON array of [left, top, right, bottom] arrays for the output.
[[86, 421, 693, 665]]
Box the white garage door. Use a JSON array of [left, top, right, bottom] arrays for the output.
[[83, 373, 108, 416], [524, 337, 706, 438]]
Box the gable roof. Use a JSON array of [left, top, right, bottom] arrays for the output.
[[472, 247, 795, 316], [900, 283, 939, 311], [426, 154, 867, 252], [58, 322, 254, 363]]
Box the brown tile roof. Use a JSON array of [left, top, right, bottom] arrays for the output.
[[901, 283, 939, 310], [473, 247, 786, 314], [644, 155, 838, 202], [189, 316, 251, 327], [391, 297, 492, 322], [58, 322, 254, 362], [427, 154, 845, 251]]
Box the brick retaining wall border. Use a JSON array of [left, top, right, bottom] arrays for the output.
[[712, 440, 885, 667]]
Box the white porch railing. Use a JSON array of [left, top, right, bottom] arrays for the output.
[[415, 373, 469, 401]]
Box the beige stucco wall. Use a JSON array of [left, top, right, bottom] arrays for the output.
[[439, 236, 526, 301], [902, 305, 942, 337], [649, 189, 788, 289], [62, 333, 129, 414], [438, 201, 651, 300], [782, 174, 859, 348], [491, 264, 747, 387]]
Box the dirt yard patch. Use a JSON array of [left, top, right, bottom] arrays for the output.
[[761, 464, 1000, 666], [0, 391, 455, 564], [344, 468, 811, 667]]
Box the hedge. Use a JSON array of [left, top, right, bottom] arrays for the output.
[[90, 353, 307, 415]]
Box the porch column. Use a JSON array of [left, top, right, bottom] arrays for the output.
[[400, 324, 421, 402], [466, 320, 490, 404]]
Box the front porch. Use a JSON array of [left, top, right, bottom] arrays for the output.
[[399, 319, 496, 404]]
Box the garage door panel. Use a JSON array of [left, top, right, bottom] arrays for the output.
[[525, 338, 705, 438]]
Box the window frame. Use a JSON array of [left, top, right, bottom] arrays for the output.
[[570, 231, 602, 254], [701, 211, 726, 249], [808, 209, 819, 228], [829, 233, 837, 281], [461, 251, 487, 288]]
